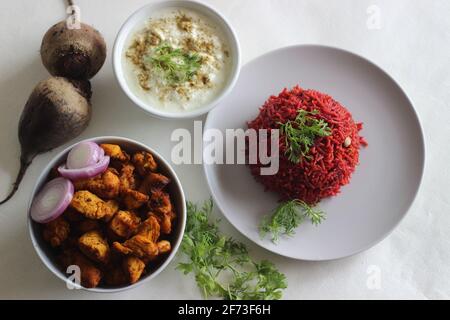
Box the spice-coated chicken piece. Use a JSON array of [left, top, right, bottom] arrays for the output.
[[132, 151, 158, 175], [78, 230, 110, 264], [157, 240, 171, 254], [108, 210, 141, 238], [112, 235, 159, 260], [148, 190, 172, 215], [73, 169, 120, 199], [70, 190, 119, 220], [112, 216, 161, 260], [122, 189, 149, 210], [149, 210, 176, 235], [140, 240, 171, 264], [60, 250, 102, 288], [123, 256, 146, 284], [136, 215, 160, 242], [102, 200, 119, 222], [42, 216, 70, 247], [119, 164, 137, 193], [138, 172, 170, 195], [100, 144, 130, 162], [108, 167, 120, 176], [112, 242, 132, 255]]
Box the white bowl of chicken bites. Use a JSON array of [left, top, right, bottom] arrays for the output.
[[28, 136, 186, 292]]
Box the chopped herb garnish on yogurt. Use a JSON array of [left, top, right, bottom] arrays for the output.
[[148, 43, 202, 85]]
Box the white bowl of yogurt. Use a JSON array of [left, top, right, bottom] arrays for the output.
[[113, 0, 241, 119]]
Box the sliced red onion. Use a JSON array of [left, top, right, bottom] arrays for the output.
[[66, 141, 104, 169], [58, 155, 110, 181], [30, 177, 74, 223]]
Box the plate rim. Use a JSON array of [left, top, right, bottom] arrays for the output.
[[203, 44, 426, 261]]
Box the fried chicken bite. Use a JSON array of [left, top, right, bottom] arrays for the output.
[[112, 235, 159, 260], [112, 216, 161, 260], [100, 144, 130, 162], [78, 230, 110, 264], [132, 151, 157, 175], [138, 172, 170, 195], [137, 215, 160, 242], [108, 210, 141, 238], [102, 200, 119, 222], [157, 240, 171, 254], [112, 242, 132, 255], [108, 167, 120, 175], [123, 189, 149, 210], [147, 191, 175, 233], [123, 256, 146, 284], [74, 169, 120, 199], [148, 190, 172, 215], [148, 190, 173, 215], [149, 210, 176, 235], [119, 164, 137, 193], [70, 191, 118, 220], [42, 216, 70, 247], [60, 250, 102, 288], [140, 240, 172, 264]]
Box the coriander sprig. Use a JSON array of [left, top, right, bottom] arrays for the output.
[[260, 199, 326, 242], [178, 199, 287, 300], [279, 109, 332, 164], [148, 43, 202, 85]]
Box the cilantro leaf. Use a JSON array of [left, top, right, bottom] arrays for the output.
[[148, 43, 202, 85], [260, 199, 326, 242], [279, 109, 332, 163], [178, 199, 287, 300]]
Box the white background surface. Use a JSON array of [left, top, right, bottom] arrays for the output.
[[0, 0, 448, 300]]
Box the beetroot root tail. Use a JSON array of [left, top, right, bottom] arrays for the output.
[[0, 154, 35, 205]]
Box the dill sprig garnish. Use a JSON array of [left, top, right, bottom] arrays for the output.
[[148, 43, 202, 85], [178, 199, 287, 300], [279, 109, 332, 164], [260, 199, 326, 242]]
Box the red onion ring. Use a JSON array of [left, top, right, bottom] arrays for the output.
[[58, 155, 110, 181], [66, 141, 104, 169], [30, 177, 74, 223]]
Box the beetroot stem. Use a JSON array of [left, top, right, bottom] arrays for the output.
[[0, 152, 36, 204]]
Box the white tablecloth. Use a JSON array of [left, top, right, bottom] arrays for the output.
[[0, 0, 448, 299]]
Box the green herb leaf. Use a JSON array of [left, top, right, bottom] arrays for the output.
[[148, 43, 202, 85], [260, 199, 326, 242], [278, 109, 332, 164], [178, 199, 287, 300]]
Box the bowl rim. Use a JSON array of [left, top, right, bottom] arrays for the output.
[[27, 136, 187, 293], [112, 0, 242, 119]]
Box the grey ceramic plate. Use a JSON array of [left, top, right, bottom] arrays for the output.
[[203, 45, 425, 261]]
